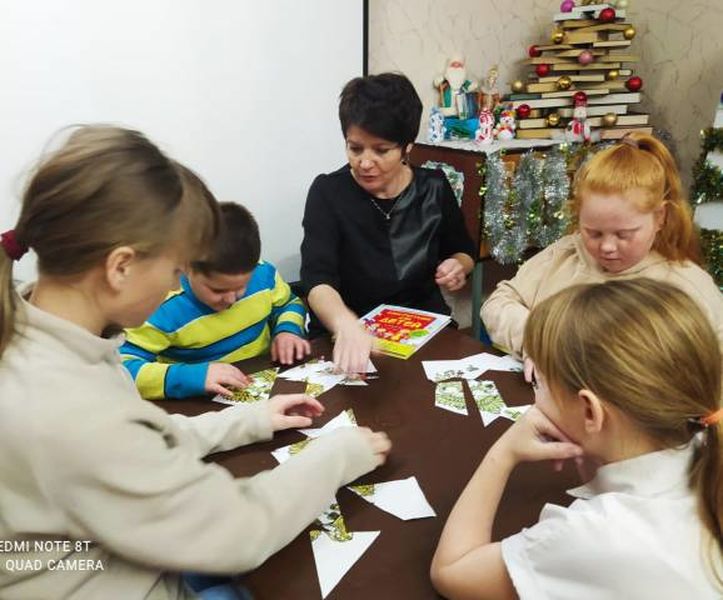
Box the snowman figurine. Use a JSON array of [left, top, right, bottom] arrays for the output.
[[565, 92, 591, 143], [493, 109, 517, 140]]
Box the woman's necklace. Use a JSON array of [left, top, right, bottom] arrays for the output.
[[367, 166, 412, 221], [368, 195, 399, 221]]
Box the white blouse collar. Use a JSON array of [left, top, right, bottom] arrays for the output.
[[568, 442, 696, 500]]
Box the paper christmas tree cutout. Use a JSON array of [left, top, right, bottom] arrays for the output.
[[211, 367, 279, 405]]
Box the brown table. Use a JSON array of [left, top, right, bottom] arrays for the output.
[[158, 329, 577, 599]]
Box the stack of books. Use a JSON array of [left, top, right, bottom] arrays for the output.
[[510, 2, 652, 140]]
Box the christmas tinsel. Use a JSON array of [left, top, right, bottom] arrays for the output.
[[482, 152, 527, 264], [482, 148, 571, 264]]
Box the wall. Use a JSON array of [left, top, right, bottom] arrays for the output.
[[369, 0, 723, 187], [0, 0, 364, 283]]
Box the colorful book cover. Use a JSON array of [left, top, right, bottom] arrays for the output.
[[360, 304, 451, 359]]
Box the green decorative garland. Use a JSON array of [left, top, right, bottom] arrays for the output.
[[700, 228, 723, 288], [691, 128, 723, 205], [690, 127, 723, 287]]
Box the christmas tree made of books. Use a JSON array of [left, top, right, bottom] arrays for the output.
[[509, 1, 652, 141]]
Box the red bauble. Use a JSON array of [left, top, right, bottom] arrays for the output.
[[528, 45, 542, 58], [535, 63, 551, 77], [516, 104, 531, 119], [598, 7, 616, 22], [573, 91, 588, 105], [625, 76, 643, 92]]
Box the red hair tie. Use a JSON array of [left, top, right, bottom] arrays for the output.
[[0, 230, 28, 261], [701, 408, 723, 428]]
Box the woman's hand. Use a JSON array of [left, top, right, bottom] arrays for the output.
[[268, 393, 324, 431], [333, 319, 375, 374], [435, 257, 467, 292], [205, 363, 250, 397], [491, 405, 583, 468], [271, 332, 312, 365]]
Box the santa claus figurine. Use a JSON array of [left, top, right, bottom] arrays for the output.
[[565, 92, 591, 143], [434, 56, 479, 117]]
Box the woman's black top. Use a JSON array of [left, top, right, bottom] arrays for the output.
[[300, 165, 475, 337]]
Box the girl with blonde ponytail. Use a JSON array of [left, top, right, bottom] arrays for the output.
[[482, 132, 722, 361], [433, 278, 722, 599], [0, 126, 390, 599]]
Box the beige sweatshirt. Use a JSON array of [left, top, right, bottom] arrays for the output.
[[0, 298, 378, 600], [482, 233, 723, 358]]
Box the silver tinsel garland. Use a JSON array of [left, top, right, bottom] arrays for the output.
[[483, 149, 571, 264], [483, 153, 527, 265]]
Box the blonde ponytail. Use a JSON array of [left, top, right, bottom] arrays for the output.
[[0, 251, 18, 357]]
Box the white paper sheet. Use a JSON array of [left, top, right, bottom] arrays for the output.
[[298, 409, 357, 438], [348, 476, 436, 521], [310, 530, 380, 599]]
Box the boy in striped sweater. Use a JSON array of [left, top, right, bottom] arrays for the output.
[[121, 202, 310, 399]]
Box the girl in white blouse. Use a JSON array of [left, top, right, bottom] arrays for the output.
[[432, 278, 722, 600]]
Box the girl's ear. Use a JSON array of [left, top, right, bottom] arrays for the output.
[[654, 202, 667, 232], [578, 389, 605, 434], [105, 246, 137, 292]]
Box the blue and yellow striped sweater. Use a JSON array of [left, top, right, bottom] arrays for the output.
[[121, 261, 306, 400]]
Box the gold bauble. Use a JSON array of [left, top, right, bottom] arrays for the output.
[[556, 76, 573, 91], [616, 0, 629, 8], [511, 79, 525, 93], [546, 113, 561, 127], [623, 25, 636, 40], [551, 30, 565, 44], [606, 69, 620, 81], [602, 112, 618, 127]]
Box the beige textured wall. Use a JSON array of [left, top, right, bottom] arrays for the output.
[[369, 0, 723, 187]]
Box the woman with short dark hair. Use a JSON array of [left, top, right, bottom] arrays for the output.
[[301, 73, 475, 373]]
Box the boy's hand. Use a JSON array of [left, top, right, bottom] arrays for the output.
[[268, 393, 324, 431], [205, 363, 250, 397], [271, 332, 311, 365], [491, 405, 583, 468]]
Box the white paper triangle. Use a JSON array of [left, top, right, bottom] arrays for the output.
[[298, 409, 357, 438], [348, 477, 436, 520], [310, 530, 379, 599], [500, 404, 532, 422]]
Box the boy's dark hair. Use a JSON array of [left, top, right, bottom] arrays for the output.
[[191, 202, 260, 275], [338, 72, 422, 147]]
